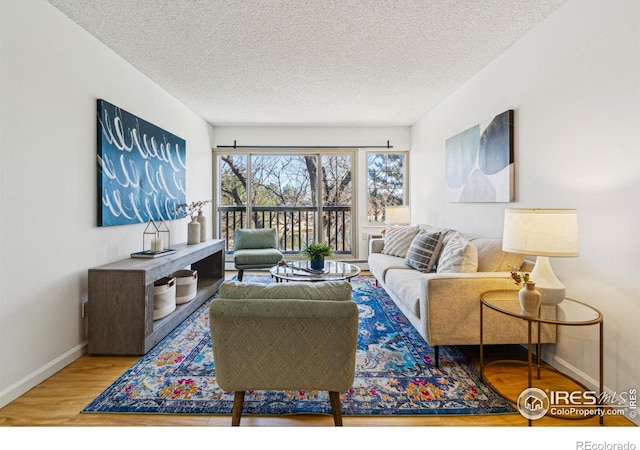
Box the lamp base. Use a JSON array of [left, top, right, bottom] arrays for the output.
[[530, 256, 566, 305], [536, 286, 566, 306]]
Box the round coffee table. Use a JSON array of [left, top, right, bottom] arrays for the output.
[[270, 260, 361, 283]]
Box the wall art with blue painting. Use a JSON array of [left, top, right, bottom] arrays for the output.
[[97, 99, 186, 226], [444, 109, 514, 203]]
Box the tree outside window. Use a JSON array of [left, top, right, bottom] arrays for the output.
[[217, 152, 353, 253], [367, 152, 408, 224]]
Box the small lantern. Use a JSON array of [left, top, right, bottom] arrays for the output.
[[156, 220, 171, 251], [143, 220, 171, 253]]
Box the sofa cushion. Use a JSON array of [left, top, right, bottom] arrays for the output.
[[405, 230, 444, 272], [436, 232, 478, 273], [368, 252, 412, 283], [384, 268, 423, 319], [381, 225, 420, 258], [466, 237, 525, 272], [233, 248, 283, 267]]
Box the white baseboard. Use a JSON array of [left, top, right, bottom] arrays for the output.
[[541, 347, 600, 391], [540, 347, 639, 426], [0, 341, 87, 409]]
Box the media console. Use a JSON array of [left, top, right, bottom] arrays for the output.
[[88, 239, 225, 355]]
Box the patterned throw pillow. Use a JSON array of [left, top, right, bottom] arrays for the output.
[[404, 230, 444, 273], [381, 226, 420, 258], [436, 232, 479, 273]]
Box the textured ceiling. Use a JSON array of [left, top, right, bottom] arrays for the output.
[[46, 0, 566, 127]]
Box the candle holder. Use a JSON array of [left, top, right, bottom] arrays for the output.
[[131, 221, 175, 259], [143, 220, 160, 253], [142, 220, 171, 253], [156, 220, 171, 251]]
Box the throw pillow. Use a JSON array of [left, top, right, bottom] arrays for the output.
[[381, 225, 420, 258], [404, 230, 444, 272], [436, 232, 479, 273]]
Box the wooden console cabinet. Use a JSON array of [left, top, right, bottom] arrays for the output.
[[88, 239, 225, 355]]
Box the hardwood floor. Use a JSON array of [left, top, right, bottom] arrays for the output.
[[0, 271, 635, 430], [0, 346, 634, 428]]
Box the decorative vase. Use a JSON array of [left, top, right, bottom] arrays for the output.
[[197, 210, 207, 242], [519, 281, 542, 316], [187, 217, 201, 245], [310, 256, 325, 271]]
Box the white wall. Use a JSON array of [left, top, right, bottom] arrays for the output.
[[411, 0, 639, 424], [0, 0, 215, 407], [213, 126, 411, 259], [2, 0, 637, 424]]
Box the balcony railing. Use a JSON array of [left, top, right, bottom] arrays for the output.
[[218, 205, 352, 255]]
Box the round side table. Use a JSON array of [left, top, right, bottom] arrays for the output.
[[479, 290, 603, 426]]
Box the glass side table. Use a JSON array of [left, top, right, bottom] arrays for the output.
[[480, 290, 603, 426]]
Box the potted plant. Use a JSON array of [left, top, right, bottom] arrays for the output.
[[302, 242, 333, 270]]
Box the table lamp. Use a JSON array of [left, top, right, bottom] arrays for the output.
[[385, 205, 410, 226], [502, 209, 579, 305]]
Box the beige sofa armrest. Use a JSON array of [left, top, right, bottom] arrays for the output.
[[369, 238, 385, 254], [418, 272, 555, 346]]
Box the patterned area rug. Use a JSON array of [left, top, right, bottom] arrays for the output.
[[83, 275, 516, 416]]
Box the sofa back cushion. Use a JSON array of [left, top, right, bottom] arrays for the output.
[[415, 225, 526, 272], [419, 224, 455, 244], [467, 237, 525, 272], [382, 225, 420, 258]]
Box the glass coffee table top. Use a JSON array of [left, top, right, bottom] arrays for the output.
[[270, 260, 361, 282]]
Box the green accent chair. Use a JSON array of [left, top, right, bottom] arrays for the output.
[[232, 228, 283, 281], [209, 280, 359, 426]]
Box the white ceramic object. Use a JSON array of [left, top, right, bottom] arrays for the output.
[[173, 270, 198, 304], [153, 276, 176, 320]]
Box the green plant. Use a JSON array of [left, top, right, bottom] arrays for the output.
[[302, 242, 333, 259]]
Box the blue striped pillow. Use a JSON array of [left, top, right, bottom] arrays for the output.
[[405, 230, 444, 272]]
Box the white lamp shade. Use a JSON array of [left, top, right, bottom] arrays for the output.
[[502, 209, 579, 257], [502, 208, 579, 306], [385, 205, 410, 225]]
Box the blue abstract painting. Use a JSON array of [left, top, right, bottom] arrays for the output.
[[97, 100, 186, 226], [445, 109, 514, 203]]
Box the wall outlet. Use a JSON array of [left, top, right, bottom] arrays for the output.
[[361, 232, 368, 241]]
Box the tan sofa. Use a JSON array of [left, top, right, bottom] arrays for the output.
[[368, 224, 555, 365]]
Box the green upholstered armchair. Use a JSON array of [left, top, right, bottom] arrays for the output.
[[209, 280, 359, 426], [232, 228, 283, 281]]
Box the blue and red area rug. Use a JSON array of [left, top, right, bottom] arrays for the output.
[[83, 275, 516, 416]]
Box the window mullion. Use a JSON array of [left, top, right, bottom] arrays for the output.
[[246, 153, 252, 228]]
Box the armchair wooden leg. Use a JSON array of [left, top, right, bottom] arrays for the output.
[[434, 345, 440, 368], [237, 269, 244, 281], [328, 391, 343, 426], [231, 391, 245, 426]]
